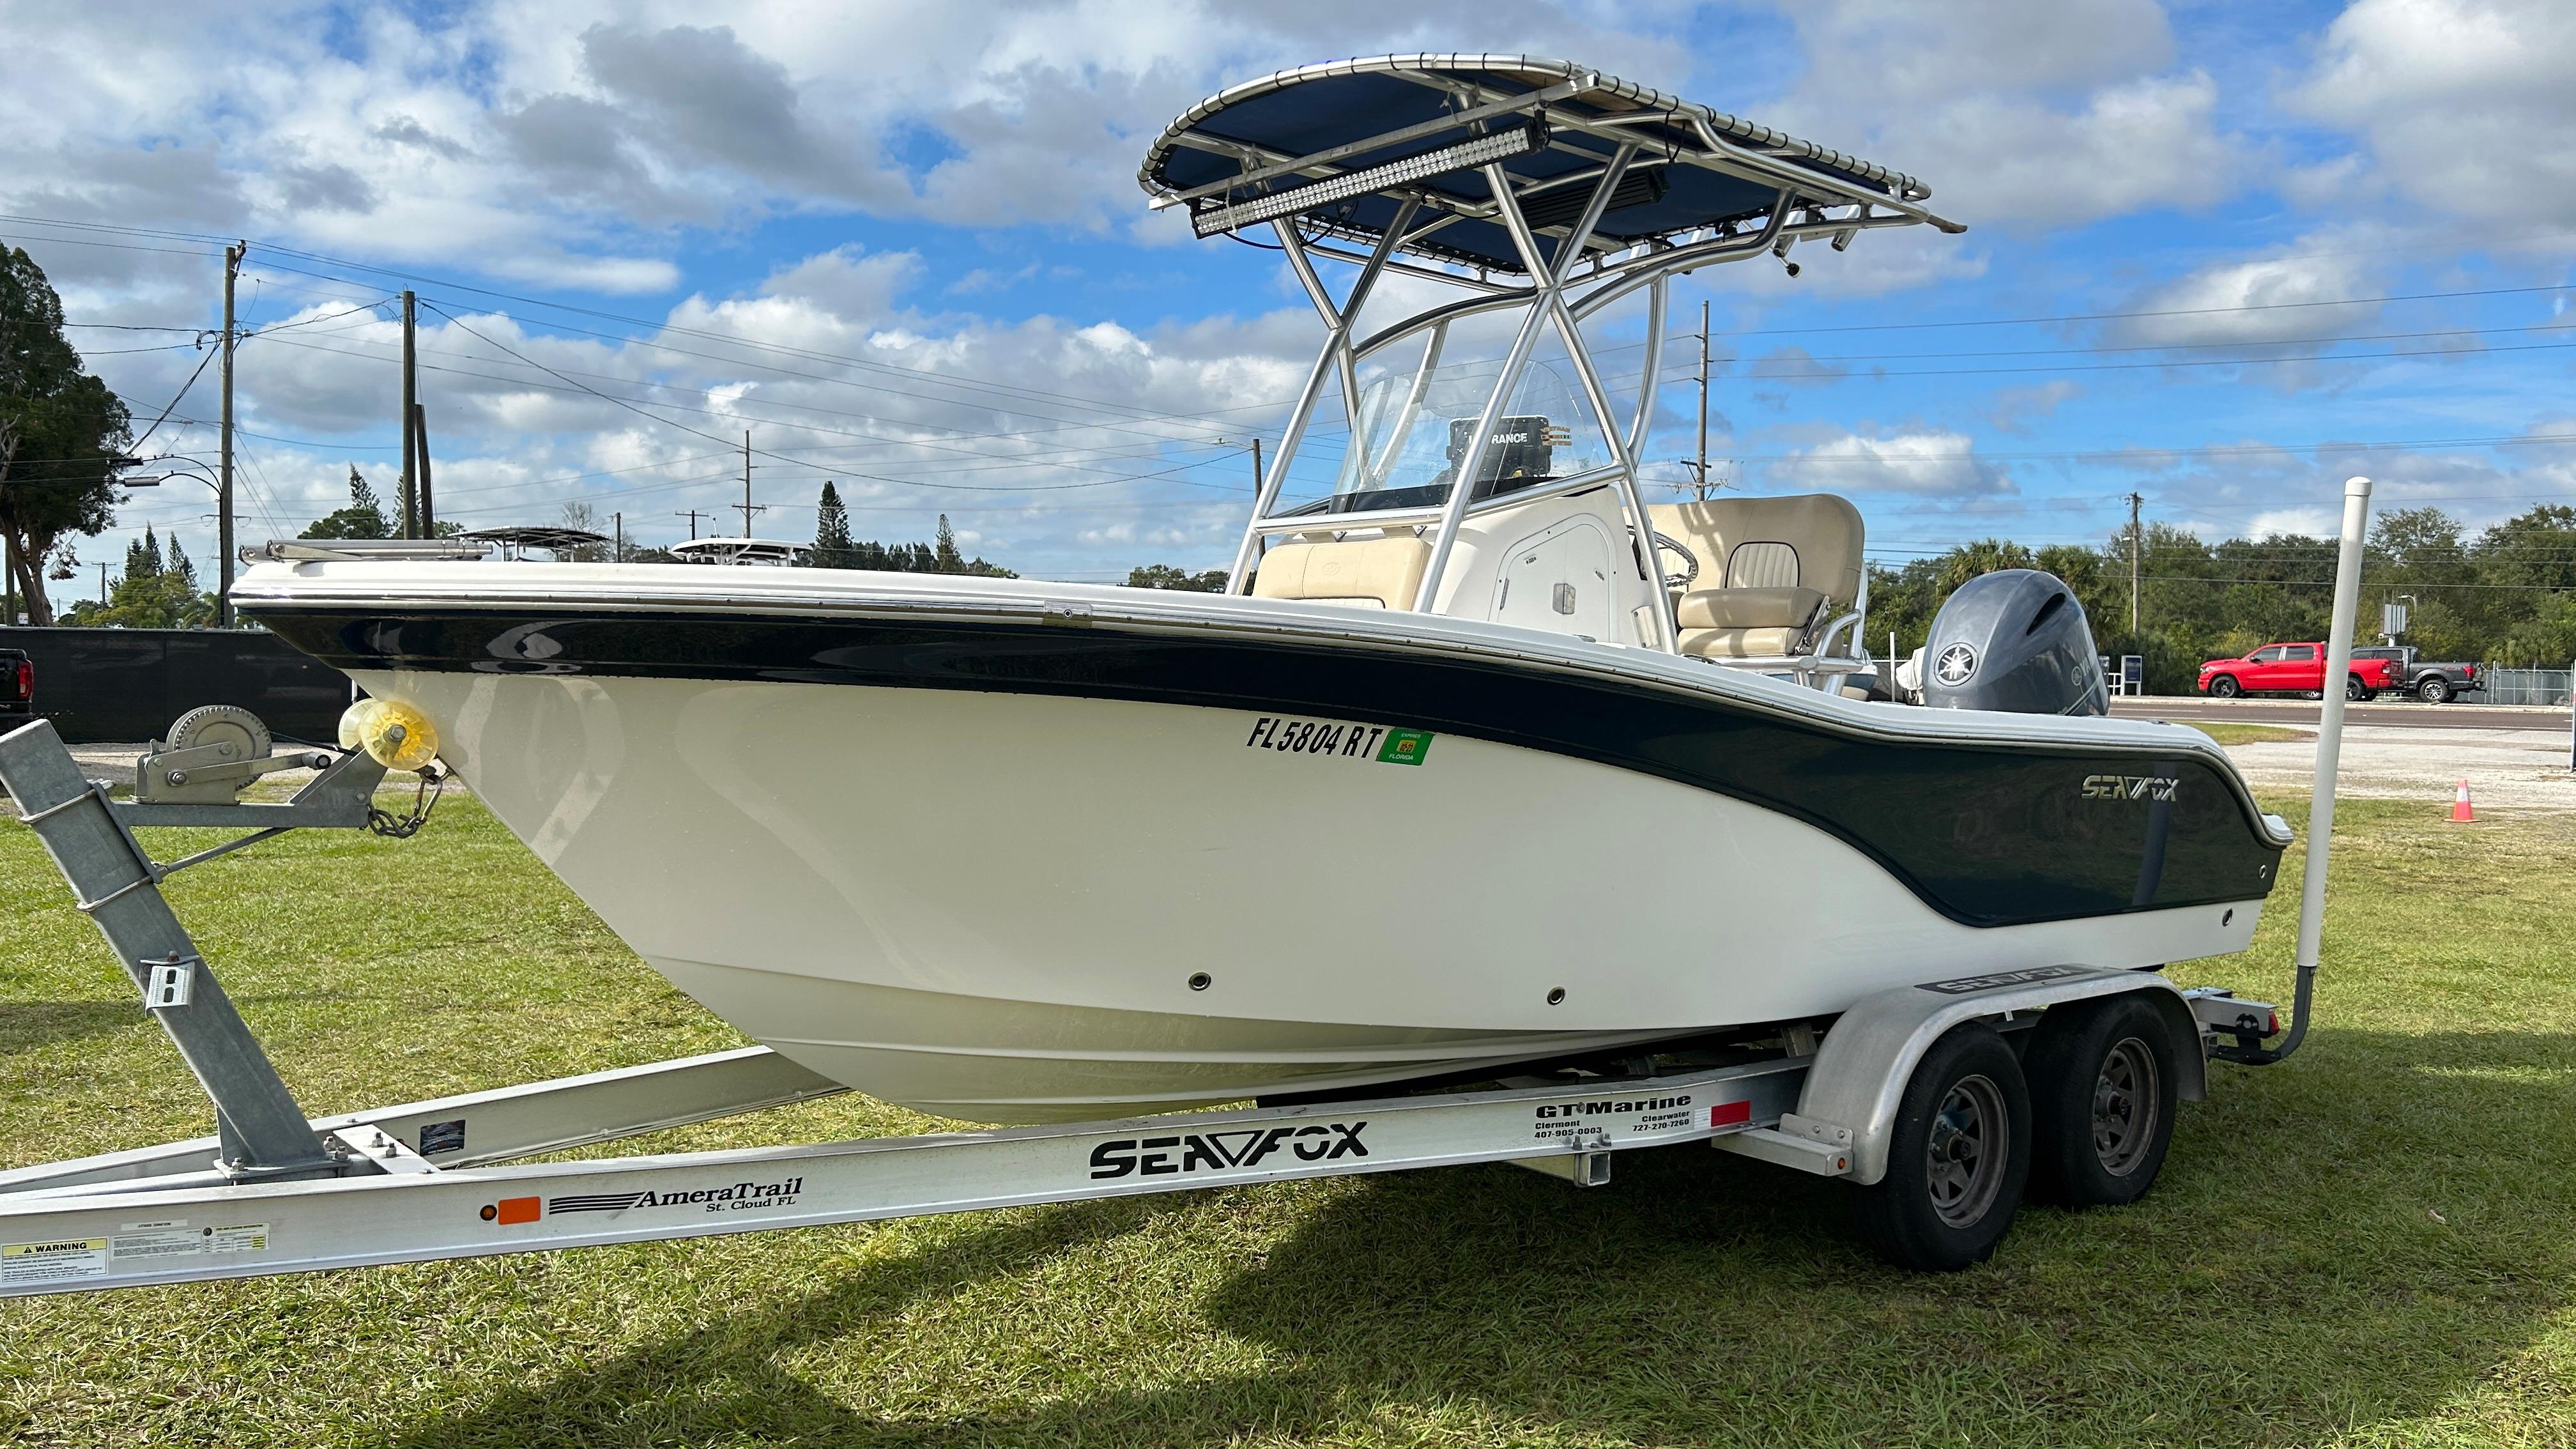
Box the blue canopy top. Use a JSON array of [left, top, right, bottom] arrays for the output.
[[1140, 55, 1947, 274]]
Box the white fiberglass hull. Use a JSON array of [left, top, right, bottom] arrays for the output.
[[241, 564, 2284, 1123]]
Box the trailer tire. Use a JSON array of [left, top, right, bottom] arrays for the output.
[[1853, 1024, 2030, 1271], [2025, 994, 2179, 1208]]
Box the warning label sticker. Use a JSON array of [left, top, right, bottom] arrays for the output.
[[111, 1223, 207, 1263], [210, 1224, 268, 1254], [1, 1238, 109, 1285]]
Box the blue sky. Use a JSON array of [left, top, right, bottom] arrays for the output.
[[4, 0, 2572, 591]]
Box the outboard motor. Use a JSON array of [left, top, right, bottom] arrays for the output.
[[1919, 569, 2109, 716]]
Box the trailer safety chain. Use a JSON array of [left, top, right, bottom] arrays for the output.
[[366, 765, 445, 839]]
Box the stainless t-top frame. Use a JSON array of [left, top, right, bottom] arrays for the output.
[[1142, 59, 1961, 649]]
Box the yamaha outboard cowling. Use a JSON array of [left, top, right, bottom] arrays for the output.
[[1920, 569, 2108, 716]]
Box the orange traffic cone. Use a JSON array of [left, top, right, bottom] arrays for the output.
[[2451, 780, 2475, 823]]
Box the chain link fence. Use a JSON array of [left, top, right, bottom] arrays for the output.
[[2480, 666, 2574, 707]]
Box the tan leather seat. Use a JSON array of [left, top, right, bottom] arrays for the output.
[[1250, 535, 1430, 610], [1648, 494, 1862, 659], [1674, 585, 1825, 658]]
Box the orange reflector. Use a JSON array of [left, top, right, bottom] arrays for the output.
[[494, 1196, 540, 1225]]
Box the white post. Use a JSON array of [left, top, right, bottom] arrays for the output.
[[2293, 475, 2373, 999]]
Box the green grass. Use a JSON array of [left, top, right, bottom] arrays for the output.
[[3, 793, 2574, 1446], [2191, 722, 2308, 746]]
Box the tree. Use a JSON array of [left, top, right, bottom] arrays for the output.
[[0, 247, 131, 626], [65, 522, 213, 627], [808, 482, 857, 568], [63, 568, 214, 629], [556, 500, 609, 561], [300, 468, 395, 539], [933, 514, 965, 572], [1126, 564, 1227, 592]]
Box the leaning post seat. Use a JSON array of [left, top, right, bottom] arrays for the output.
[[1250, 534, 1431, 610], [1648, 494, 1866, 662]]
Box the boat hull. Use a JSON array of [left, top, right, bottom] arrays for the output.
[[242, 568, 2287, 1123]]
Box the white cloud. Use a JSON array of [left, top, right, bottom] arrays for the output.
[[1987, 380, 2081, 432], [1778, 429, 2012, 495], [2289, 0, 2576, 229], [2244, 507, 2340, 537], [2107, 243, 2386, 348], [1768, 0, 2242, 228]]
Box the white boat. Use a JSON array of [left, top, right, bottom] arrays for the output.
[[234, 56, 2288, 1123]]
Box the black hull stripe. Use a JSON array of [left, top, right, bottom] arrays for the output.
[[253, 608, 2285, 928]]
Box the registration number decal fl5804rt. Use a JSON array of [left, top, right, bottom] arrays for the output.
[[1243, 716, 1434, 765]]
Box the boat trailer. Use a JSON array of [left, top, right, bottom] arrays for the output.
[[0, 704, 2316, 1289]]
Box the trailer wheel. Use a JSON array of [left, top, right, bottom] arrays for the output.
[[1853, 1025, 2030, 1271], [2025, 995, 2179, 1208]]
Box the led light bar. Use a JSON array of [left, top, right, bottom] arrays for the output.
[[1191, 121, 1549, 238]]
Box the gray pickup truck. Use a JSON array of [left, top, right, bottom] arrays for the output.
[[2350, 646, 2481, 703]]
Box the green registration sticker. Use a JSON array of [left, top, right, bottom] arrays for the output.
[[1376, 729, 1434, 766]]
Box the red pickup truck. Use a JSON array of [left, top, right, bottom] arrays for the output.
[[2200, 643, 2401, 701]]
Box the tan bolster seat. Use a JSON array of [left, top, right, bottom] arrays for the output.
[[1675, 585, 1823, 659], [1251, 535, 1430, 610]]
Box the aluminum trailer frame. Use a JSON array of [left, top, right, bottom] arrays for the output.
[[0, 714, 2287, 1294]]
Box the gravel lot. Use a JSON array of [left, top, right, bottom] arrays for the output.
[[2111, 705, 2576, 815]]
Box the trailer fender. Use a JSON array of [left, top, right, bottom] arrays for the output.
[[1781, 968, 2205, 1186]]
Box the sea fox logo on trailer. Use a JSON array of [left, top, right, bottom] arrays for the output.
[[1088, 1121, 1369, 1179], [2081, 773, 2179, 802]]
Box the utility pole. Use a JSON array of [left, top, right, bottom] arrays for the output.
[[413, 402, 434, 535], [1250, 436, 1263, 492], [218, 242, 240, 627], [732, 431, 765, 537], [399, 290, 418, 539], [675, 509, 710, 540], [613, 510, 622, 562], [2127, 491, 2145, 634], [98, 562, 108, 608], [1694, 298, 1710, 500]]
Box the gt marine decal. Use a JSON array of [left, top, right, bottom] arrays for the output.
[[477, 1177, 806, 1224], [1533, 1094, 1694, 1119], [2082, 773, 2180, 802], [1243, 716, 1434, 765], [1089, 1121, 1369, 1179], [1531, 1093, 1706, 1145]]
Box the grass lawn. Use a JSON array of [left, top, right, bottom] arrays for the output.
[[2190, 722, 2308, 746], [2, 789, 2573, 1447]]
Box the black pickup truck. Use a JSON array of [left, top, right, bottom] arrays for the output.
[[2351, 646, 2481, 703], [0, 647, 29, 730]]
